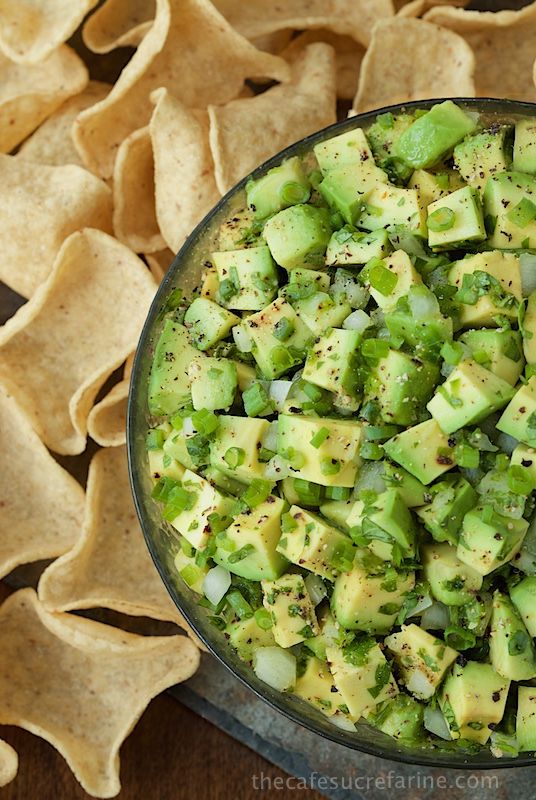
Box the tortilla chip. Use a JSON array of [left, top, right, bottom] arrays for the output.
[[17, 81, 110, 168], [0, 740, 17, 788], [425, 4, 536, 102], [398, 0, 468, 17], [280, 29, 364, 100], [214, 0, 394, 47], [0, 588, 199, 797], [0, 0, 98, 64], [150, 88, 220, 253], [251, 30, 294, 54], [73, 0, 290, 179], [353, 17, 475, 114], [0, 154, 113, 297], [87, 356, 133, 447], [0, 229, 156, 455], [83, 0, 155, 53], [0, 45, 88, 154], [145, 249, 174, 284], [0, 383, 84, 579]]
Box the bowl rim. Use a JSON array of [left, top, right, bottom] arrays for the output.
[[128, 96, 536, 769]]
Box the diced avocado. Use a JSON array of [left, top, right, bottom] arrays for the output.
[[200, 265, 218, 300], [511, 576, 536, 637], [147, 448, 185, 483], [364, 348, 438, 427], [325, 227, 391, 266], [243, 296, 313, 379], [204, 465, 245, 495], [523, 290, 536, 364], [246, 156, 310, 220], [169, 469, 234, 550], [427, 186, 486, 251], [288, 267, 330, 292], [366, 112, 415, 183], [449, 251, 521, 328], [459, 328, 524, 385], [302, 327, 360, 396], [314, 127, 375, 173], [294, 292, 350, 336], [394, 100, 477, 170], [263, 204, 332, 270], [358, 489, 417, 562], [422, 542, 483, 606], [385, 624, 458, 700], [356, 184, 426, 237], [293, 656, 341, 718], [363, 249, 423, 313], [319, 160, 388, 225], [366, 693, 424, 741], [440, 661, 510, 744], [226, 616, 276, 664], [214, 495, 288, 581], [148, 320, 204, 415], [453, 126, 511, 193], [408, 169, 459, 208], [417, 475, 477, 546], [210, 415, 269, 483], [513, 119, 536, 174], [188, 357, 237, 411], [383, 419, 456, 485], [162, 427, 196, 470], [484, 171, 536, 249], [211, 245, 278, 311], [511, 443, 536, 486], [326, 640, 399, 719], [497, 376, 536, 447], [277, 414, 362, 488], [457, 507, 528, 576], [489, 591, 536, 681], [319, 498, 354, 531], [174, 548, 208, 594], [331, 562, 414, 633], [183, 297, 239, 352], [216, 206, 258, 251], [262, 573, 319, 648], [382, 461, 429, 507], [384, 288, 453, 361], [427, 359, 514, 434], [276, 505, 355, 581], [517, 686, 536, 751], [233, 361, 256, 392]]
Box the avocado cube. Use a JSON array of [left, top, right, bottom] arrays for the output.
[[523, 291, 536, 363], [211, 245, 278, 310], [288, 267, 330, 292], [263, 204, 332, 270], [188, 357, 237, 411], [427, 186, 486, 250], [385, 624, 458, 700], [243, 296, 313, 379], [385, 294, 452, 361], [326, 641, 399, 719], [214, 495, 288, 581], [517, 686, 536, 751], [319, 497, 355, 531], [497, 376, 536, 447], [148, 320, 205, 415], [277, 414, 362, 488], [363, 249, 423, 313], [427, 359, 514, 434], [448, 251, 521, 328], [457, 507, 528, 576], [382, 461, 429, 507], [326, 227, 391, 267], [210, 415, 269, 483], [366, 693, 424, 741], [484, 171, 536, 249], [331, 562, 414, 633], [174, 549, 208, 595], [511, 443, 536, 486], [513, 119, 536, 174], [302, 327, 360, 396], [183, 297, 239, 352], [440, 661, 510, 744], [416, 475, 478, 546], [422, 542, 483, 607], [383, 419, 456, 485], [277, 505, 355, 581], [490, 591, 536, 681], [169, 469, 234, 550], [356, 184, 426, 236], [162, 428, 196, 470], [216, 206, 257, 251], [246, 156, 310, 220], [394, 100, 477, 169], [511, 576, 536, 638], [364, 348, 438, 427], [294, 292, 351, 337], [148, 448, 185, 484], [262, 573, 319, 648], [226, 616, 275, 664], [453, 126, 511, 194], [200, 265, 219, 301], [459, 328, 524, 386], [362, 489, 417, 562], [408, 168, 463, 207], [366, 112, 415, 183], [294, 656, 341, 718], [319, 163, 387, 224], [314, 127, 375, 173]]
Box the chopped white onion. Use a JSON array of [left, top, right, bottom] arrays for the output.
[[203, 565, 231, 607], [232, 324, 253, 352], [330, 713, 356, 731], [342, 309, 372, 333], [253, 646, 296, 691], [262, 420, 278, 453], [520, 253, 536, 297], [496, 431, 519, 456], [305, 574, 327, 606], [420, 602, 450, 631], [424, 706, 452, 740], [409, 592, 433, 617], [354, 462, 387, 496], [264, 454, 291, 480], [269, 380, 293, 411], [406, 669, 435, 700], [182, 416, 195, 437], [408, 287, 439, 321]]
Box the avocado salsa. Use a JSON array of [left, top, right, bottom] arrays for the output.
[[146, 101, 536, 756]]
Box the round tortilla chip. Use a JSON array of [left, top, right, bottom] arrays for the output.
[[0, 588, 200, 798], [353, 17, 475, 114], [0, 44, 88, 154], [73, 0, 291, 178], [113, 126, 164, 253], [250, 30, 293, 54], [150, 88, 220, 253], [0, 0, 98, 63], [0, 740, 18, 788], [17, 81, 111, 168], [0, 154, 113, 298], [425, 4, 536, 102], [397, 0, 468, 17], [145, 248, 174, 284], [83, 0, 155, 53], [0, 382, 84, 579], [87, 355, 133, 447], [0, 229, 157, 455]]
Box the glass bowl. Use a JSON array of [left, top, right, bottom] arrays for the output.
[[128, 97, 536, 769]]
